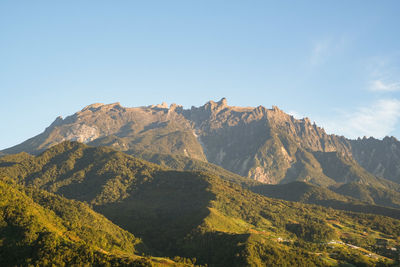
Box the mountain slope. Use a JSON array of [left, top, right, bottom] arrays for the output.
[[0, 180, 153, 266], [0, 141, 165, 205], [252, 181, 350, 203], [2, 103, 206, 161], [124, 149, 260, 188], [1, 142, 399, 266], [252, 181, 400, 219], [350, 136, 400, 184], [331, 182, 400, 209]]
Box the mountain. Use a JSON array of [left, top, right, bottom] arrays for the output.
[[1, 142, 399, 266], [350, 136, 400, 184], [3, 99, 397, 188]]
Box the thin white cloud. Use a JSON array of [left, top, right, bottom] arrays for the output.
[[310, 39, 331, 66], [321, 99, 400, 139], [367, 55, 400, 92], [309, 36, 350, 66], [370, 80, 400, 92]]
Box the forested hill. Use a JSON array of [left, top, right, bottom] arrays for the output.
[[1, 141, 399, 266], [0, 179, 179, 266]]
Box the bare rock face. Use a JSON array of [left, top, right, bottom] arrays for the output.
[[3, 102, 206, 161], [174, 99, 357, 185], [64, 124, 100, 143], [248, 167, 274, 184], [2, 98, 396, 186], [350, 136, 400, 183]]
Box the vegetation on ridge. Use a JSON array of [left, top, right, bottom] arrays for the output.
[[252, 181, 400, 220]]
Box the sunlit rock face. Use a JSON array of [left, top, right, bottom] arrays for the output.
[[3, 98, 397, 185]]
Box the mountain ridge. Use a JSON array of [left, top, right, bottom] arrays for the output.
[[2, 99, 399, 187]]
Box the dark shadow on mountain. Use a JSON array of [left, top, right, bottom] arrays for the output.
[[95, 170, 216, 256]]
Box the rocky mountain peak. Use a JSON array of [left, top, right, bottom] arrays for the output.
[[383, 136, 399, 142], [151, 102, 169, 109], [271, 105, 282, 112], [201, 97, 228, 112], [81, 103, 105, 112], [169, 103, 183, 112], [218, 97, 228, 107], [79, 102, 123, 113]]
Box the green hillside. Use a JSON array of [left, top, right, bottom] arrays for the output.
[[0, 180, 154, 266], [1, 142, 399, 266], [252, 181, 350, 202], [0, 141, 164, 205], [0, 152, 33, 166], [331, 182, 400, 209], [252, 181, 400, 220]]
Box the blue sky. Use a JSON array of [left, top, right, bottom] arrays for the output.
[[1, 1, 400, 149]]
